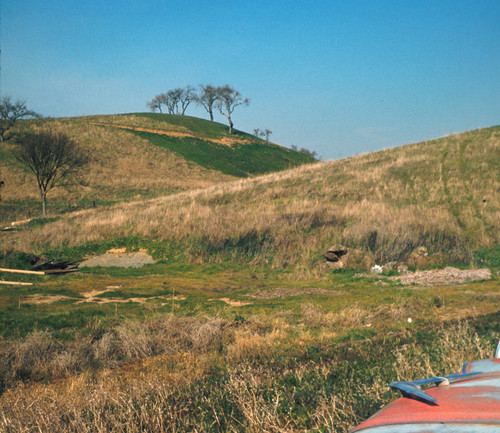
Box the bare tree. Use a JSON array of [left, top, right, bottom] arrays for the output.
[[179, 86, 196, 115], [215, 85, 249, 134], [253, 128, 272, 141], [165, 89, 182, 114], [147, 94, 164, 113], [0, 97, 38, 142], [196, 84, 218, 121], [13, 132, 88, 217]]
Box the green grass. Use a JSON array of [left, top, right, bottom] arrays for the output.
[[474, 245, 500, 271], [130, 130, 315, 177], [0, 255, 498, 432], [132, 112, 251, 139]]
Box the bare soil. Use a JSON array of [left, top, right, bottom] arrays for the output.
[[248, 287, 342, 299], [209, 297, 252, 307], [79, 252, 155, 268]]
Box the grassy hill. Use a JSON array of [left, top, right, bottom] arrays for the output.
[[2, 125, 498, 271], [0, 125, 498, 433], [0, 113, 315, 222]]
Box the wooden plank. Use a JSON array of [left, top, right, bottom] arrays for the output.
[[0, 268, 45, 275], [43, 269, 79, 275], [0, 281, 33, 286]]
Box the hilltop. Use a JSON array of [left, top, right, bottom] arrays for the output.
[[2, 125, 498, 271], [0, 113, 315, 222]]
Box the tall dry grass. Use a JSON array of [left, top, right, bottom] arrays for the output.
[[3, 127, 498, 269], [0, 319, 493, 433]]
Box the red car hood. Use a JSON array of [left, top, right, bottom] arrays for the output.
[[351, 358, 500, 432]]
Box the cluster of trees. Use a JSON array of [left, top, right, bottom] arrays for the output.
[[290, 144, 319, 159], [147, 86, 196, 116], [253, 128, 272, 141], [147, 84, 249, 134]]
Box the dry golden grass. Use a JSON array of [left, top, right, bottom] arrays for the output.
[[1, 117, 234, 207], [0, 318, 493, 433], [2, 126, 498, 271]]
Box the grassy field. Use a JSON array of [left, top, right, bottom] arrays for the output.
[[0, 124, 498, 432], [2, 125, 498, 271], [0, 261, 498, 432]]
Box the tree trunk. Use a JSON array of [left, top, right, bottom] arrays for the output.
[[41, 190, 47, 218], [228, 117, 233, 134], [209, 110, 214, 122]]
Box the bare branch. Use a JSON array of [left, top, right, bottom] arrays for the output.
[[12, 132, 88, 217], [0, 97, 38, 142], [196, 84, 218, 121], [215, 85, 250, 134]]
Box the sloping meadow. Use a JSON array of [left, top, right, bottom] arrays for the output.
[[3, 126, 498, 271]]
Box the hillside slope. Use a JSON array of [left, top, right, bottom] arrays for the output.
[[2, 126, 498, 271], [0, 114, 315, 222]]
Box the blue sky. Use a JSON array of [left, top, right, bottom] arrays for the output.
[[2, 0, 499, 159]]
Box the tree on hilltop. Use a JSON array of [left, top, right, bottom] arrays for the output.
[[196, 84, 218, 122], [0, 97, 38, 142], [253, 128, 272, 141], [178, 86, 196, 115], [147, 94, 164, 113], [13, 132, 88, 217], [215, 85, 249, 134]]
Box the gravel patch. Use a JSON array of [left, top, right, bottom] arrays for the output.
[[393, 267, 492, 286]]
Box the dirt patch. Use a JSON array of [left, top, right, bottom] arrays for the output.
[[23, 294, 75, 304], [392, 267, 492, 286], [209, 297, 252, 307], [79, 252, 155, 268], [248, 287, 342, 299], [107, 248, 127, 254], [77, 290, 186, 305]]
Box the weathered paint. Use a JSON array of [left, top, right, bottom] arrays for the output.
[[350, 358, 500, 433], [352, 425, 500, 433], [463, 358, 500, 374]]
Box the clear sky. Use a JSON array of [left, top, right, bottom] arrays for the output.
[[2, 0, 499, 160]]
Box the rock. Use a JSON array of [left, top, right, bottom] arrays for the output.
[[324, 245, 374, 270], [324, 251, 340, 262], [371, 264, 383, 274], [327, 244, 348, 257], [324, 244, 348, 262]]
